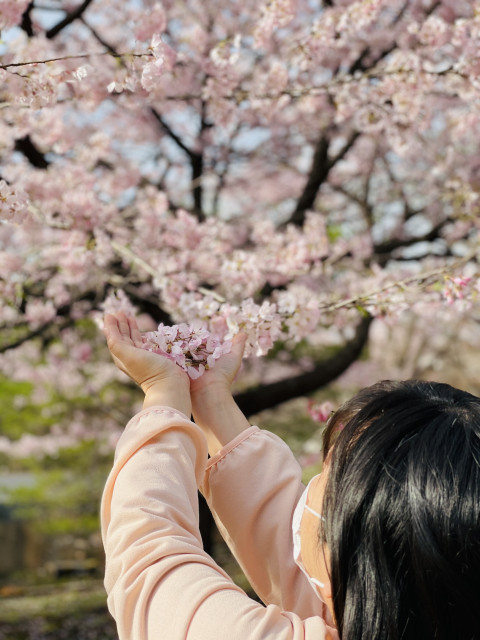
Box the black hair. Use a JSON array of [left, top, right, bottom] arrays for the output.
[[321, 380, 480, 640]]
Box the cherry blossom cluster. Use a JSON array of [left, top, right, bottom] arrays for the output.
[[0, 180, 30, 224], [0, 420, 121, 459], [141, 321, 232, 379], [168, 264, 480, 356], [141, 34, 177, 92], [176, 290, 324, 357], [0, 0, 29, 29], [442, 275, 478, 309]]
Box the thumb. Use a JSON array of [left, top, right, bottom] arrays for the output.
[[231, 332, 247, 359]]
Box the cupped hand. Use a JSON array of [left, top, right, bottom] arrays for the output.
[[190, 332, 247, 397], [190, 332, 249, 454], [104, 312, 188, 394]]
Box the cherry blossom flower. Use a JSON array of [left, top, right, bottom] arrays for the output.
[[0, 180, 30, 224], [307, 400, 335, 424], [141, 34, 176, 91]]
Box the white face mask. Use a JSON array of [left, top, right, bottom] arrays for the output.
[[292, 474, 326, 596]]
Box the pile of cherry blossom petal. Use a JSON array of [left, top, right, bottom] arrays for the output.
[[141, 321, 232, 379]]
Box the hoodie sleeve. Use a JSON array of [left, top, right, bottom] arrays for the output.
[[202, 426, 333, 624]]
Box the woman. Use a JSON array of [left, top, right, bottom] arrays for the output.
[[101, 312, 480, 639]]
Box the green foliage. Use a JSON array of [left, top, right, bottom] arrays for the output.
[[294, 339, 342, 360], [256, 401, 318, 456], [326, 224, 343, 243], [265, 336, 347, 365], [6, 453, 111, 536], [0, 378, 55, 442], [0, 340, 131, 536], [0, 579, 109, 624]]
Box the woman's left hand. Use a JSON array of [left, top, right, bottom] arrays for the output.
[[104, 312, 191, 414]]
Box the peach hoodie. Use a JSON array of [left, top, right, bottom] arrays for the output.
[[101, 406, 339, 640]]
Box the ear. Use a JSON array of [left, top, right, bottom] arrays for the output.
[[320, 578, 332, 601], [319, 544, 334, 614], [317, 576, 334, 624]]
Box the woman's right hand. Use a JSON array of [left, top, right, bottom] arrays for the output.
[[190, 333, 250, 456], [190, 332, 247, 397]]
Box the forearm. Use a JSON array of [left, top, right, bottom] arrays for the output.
[[191, 384, 250, 456]]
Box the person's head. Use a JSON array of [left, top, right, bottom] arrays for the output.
[[312, 380, 480, 640]]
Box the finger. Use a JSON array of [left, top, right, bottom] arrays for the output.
[[115, 312, 132, 340], [104, 314, 122, 346], [231, 332, 247, 358], [104, 316, 130, 362], [127, 316, 143, 348]]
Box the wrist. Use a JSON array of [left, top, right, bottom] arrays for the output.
[[143, 379, 191, 417], [191, 379, 231, 407], [191, 382, 233, 423], [192, 389, 249, 453]]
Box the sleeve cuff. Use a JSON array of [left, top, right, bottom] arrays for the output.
[[127, 405, 192, 425], [206, 425, 260, 471]]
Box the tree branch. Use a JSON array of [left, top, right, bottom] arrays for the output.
[[123, 286, 173, 325], [348, 1, 439, 77], [150, 108, 205, 220], [46, 0, 95, 39], [80, 16, 117, 55], [191, 100, 207, 221], [78, 18, 205, 219], [0, 287, 104, 353], [14, 135, 50, 169], [0, 317, 73, 353], [373, 220, 449, 265], [320, 261, 471, 315], [289, 130, 360, 227], [234, 316, 372, 417], [20, 1, 35, 36], [348, 47, 372, 75], [289, 134, 329, 226], [149, 109, 194, 159], [348, 2, 410, 75]]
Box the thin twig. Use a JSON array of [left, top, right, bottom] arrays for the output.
[[1, 51, 472, 101], [0, 51, 152, 70], [112, 242, 227, 302], [111, 242, 159, 279], [320, 258, 475, 313]]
